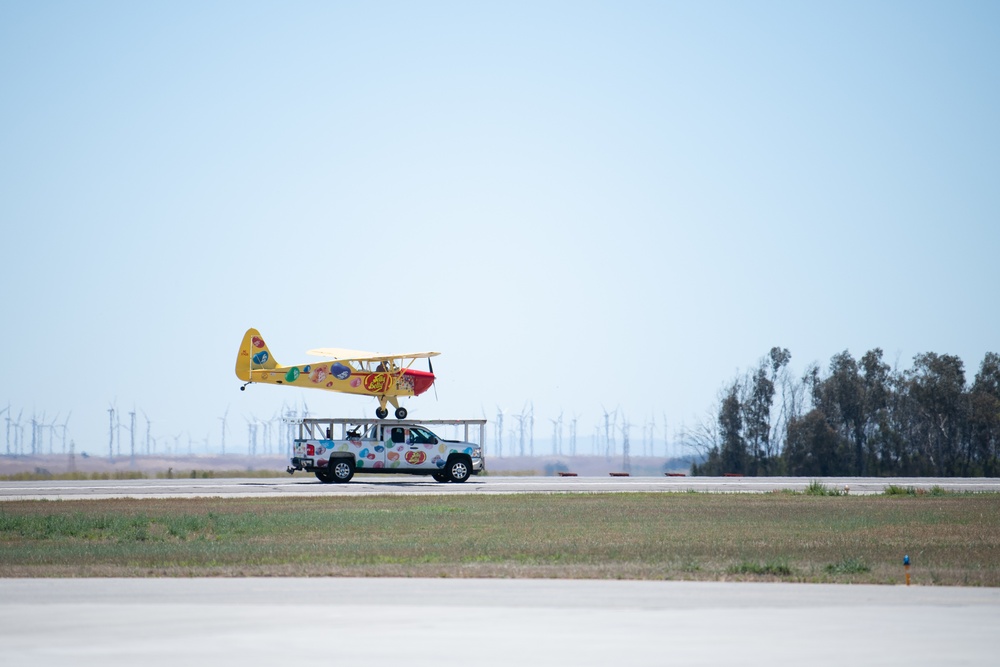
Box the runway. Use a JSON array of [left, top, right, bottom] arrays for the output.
[[1, 578, 997, 666], [2, 474, 999, 501]]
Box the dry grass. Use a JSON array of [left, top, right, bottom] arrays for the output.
[[2, 493, 998, 584]]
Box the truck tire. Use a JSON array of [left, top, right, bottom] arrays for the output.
[[331, 459, 354, 483], [315, 470, 333, 483], [446, 456, 471, 483], [432, 471, 449, 483]]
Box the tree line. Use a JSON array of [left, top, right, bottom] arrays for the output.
[[688, 348, 1000, 477]]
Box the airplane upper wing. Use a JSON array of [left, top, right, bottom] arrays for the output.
[[306, 347, 441, 362]]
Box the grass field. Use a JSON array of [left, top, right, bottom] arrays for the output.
[[2, 492, 998, 584]]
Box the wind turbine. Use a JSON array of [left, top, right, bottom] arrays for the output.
[[246, 416, 258, 456], [219, 406, 229, 455], [107, 403, 116, 461], [512, 412, 525, 457], [2, 403, 10, 456], [268, 409, 283, 455], [30, 411, 39, 456], [569, 413, 578, 456], [662, 411, 670, 459], [549, 417, 559, 456], [609, 407, 620, 458], [128, 407, 136, 466], [619, 413, 632, 474], [549, 411, 563, 455], [601, 406, 612, 459], [525, 401, 534, 457], [142, 410, 152, 455], [59, 412, 71, 454], [46, 412, 59, 454], [115, 407, 122, 457], [494, 407, 504, 458], [13, 409, 23, 455]]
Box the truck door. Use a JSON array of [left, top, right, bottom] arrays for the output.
[[385, 427, 408, 469], [395, 426, 442, 470]]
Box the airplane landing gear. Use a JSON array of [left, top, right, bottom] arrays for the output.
[[375, 407, 389, 419], [395, 407, 408, 419]]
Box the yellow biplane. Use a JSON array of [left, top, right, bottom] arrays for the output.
[[235, 328, 439, 419]]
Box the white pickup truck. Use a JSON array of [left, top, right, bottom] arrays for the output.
[[289, 419, 485, 484]]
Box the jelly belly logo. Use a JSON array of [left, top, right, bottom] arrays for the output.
[[251, 336, 265, 349], [404, 450, 426, 465], [363, 373, 393, 393], [252, 351, 269, 366]]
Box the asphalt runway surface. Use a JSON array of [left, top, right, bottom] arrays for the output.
[[2, 475, 1000, 500], [1, 578, 998, 667]]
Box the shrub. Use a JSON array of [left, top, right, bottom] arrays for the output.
[[729, 560, 793, 576], [825, 558, 870, 574], [805, 480, 845, 496]]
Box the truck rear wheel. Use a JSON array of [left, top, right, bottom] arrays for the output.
[[432, 471, 449, 483], [331, 459, 354, 483], [447, 457, 471, 483], [315, 470, 333, 483]]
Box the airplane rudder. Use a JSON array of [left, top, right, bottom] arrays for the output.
[[249, 329, 278, 368], [236, 328, 277, 379]]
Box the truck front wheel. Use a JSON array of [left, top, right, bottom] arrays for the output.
[[446, 457, 471, 483], [331, 459, 354, 483]]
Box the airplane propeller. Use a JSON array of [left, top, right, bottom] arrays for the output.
[[429, 357, 439, 401]]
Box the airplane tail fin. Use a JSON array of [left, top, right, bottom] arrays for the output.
[[236, 328, 278, 381]]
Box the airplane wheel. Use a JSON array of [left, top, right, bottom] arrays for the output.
[[375, 407, 389, 419], [395, 407, 408, 419]]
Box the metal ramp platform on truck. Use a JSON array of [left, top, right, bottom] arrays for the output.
[[294, 418, 487, 449]]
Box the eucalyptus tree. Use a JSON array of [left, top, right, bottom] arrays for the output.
[[969, 352, 1000, 475], [718, 381, 747, 475], [742, 363, 774, 475], [908, 353, 966, 475], [784, 409, 846, 476]]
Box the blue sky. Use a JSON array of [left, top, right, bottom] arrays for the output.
[[2, 1, 998, 458]]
